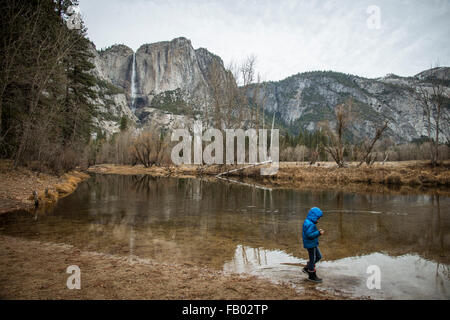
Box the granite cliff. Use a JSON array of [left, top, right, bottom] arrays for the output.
[[89, 37, 449, 142]]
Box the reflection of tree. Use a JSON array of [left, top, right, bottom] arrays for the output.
[[436, 194, 443, 259], [335, 191, 344, 243], [435, 263, 449, 296], [254, 247, 261, 265], [241, 246, 249, 265], [131, 175, 159, 194], [433, 193, 448, 294], [425, 193, 447, 267]]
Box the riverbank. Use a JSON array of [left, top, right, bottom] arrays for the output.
[[0, 160, 90, 214], [88, 161, 450, 196], [0, 235, 341, 300], [0, 160, 348, 300]]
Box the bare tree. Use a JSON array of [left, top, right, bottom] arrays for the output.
[[357, 121, 389, 167], [416, 66, 450, 166], [0, 1, 41, 142], [253, 73, 268, 130], [11, 4, 82, 167], [131, 128, 170, 167], [309, 148, 319, 166], [293, 145, 308, 162], [239, 55, 257, 128], [206, 57, 247, 131], [372, 137, 394, 164], [240, 55, 256, 88], [321, 98, 356, 168], [208, 58, 225, 129]]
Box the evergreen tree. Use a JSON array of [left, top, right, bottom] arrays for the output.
[[61, 18, 97, 145], [120, 116, 129, 132], [0, 0, 98, 171]]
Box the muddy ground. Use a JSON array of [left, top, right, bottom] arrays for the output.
[[0, 235, 340, 300]]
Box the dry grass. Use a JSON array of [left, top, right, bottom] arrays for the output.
[[88, 161, 450, 196], [54, 171, 90, 197], [0, 160, 90, 214]]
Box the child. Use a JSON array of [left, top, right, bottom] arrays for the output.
[[302, 207, 324, 283]]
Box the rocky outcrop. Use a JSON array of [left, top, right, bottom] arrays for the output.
[[138, 107, 192, 131], [88, 43, 137, 136], [415, 67, 450, 81], [94, 44, 134, 90]]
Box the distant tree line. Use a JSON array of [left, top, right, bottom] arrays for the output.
[[279, 96, 449, 165], [280, 131, 450, 164]]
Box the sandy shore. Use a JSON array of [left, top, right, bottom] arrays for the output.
[[0, 235, 341, 300], [0, 160, 90, 214]]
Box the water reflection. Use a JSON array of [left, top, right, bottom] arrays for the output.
[[0, 174, 449, 299], [224, 246, 449, 300]]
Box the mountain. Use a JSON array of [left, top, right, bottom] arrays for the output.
[[90, 37, 230, 134], [89, 37, 449, 142], [247, 68, 449, 142], [89, 43, 138, 134]]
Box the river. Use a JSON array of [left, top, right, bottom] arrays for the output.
[[0, 174, 448, 299]]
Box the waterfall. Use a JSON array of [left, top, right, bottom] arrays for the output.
[[130, 52, 137, 111]]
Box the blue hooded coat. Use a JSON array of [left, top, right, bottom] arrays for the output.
[[302, 207, 323, 249]]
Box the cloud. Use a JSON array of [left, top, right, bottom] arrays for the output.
[[79, 0, 450, 81]]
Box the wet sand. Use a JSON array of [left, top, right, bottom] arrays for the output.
[[0, 235, 341, 300]]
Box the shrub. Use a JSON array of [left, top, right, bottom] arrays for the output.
[[385, 174, 402, 185], [407, 178, 421, 186]]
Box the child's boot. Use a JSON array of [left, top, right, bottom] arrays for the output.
[[308, 270, 323, 283]]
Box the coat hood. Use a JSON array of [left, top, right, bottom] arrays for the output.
[[306, 207, 323, 224]]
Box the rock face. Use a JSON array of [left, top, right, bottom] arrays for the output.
[[134, 37, 232, 112], [90, 37, 449, 142], [93, 44, 134, 90], [88, 43, 138, 136], [90, 38, 230, 134], [247, 69, 450, 142], [135, 38, 205, 105]]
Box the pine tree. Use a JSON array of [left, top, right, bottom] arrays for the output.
[[61, 19, 97, 145], [0, 0, 98, 170], [120, 116, 129, 132]]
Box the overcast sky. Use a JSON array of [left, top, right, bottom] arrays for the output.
[[79, 0, 450, 81]]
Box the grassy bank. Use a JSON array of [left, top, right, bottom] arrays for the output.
[[88, 161, 450, 196], [0, 160, 90, 214]]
